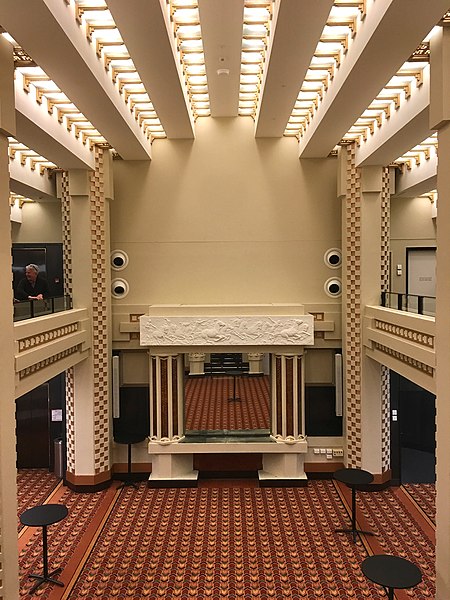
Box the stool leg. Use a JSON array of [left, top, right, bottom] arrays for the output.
[[127, 443, 132, 475]]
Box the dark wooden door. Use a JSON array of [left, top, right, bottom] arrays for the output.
[[16, 385, 50, 468]]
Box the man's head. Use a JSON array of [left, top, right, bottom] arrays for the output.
[[25, 264, 39, 284]]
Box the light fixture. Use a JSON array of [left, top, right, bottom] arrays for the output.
[[68, 0, 166, 141], [8, 137, 57, 175], [239, 1, 273, 119], [166, 0, 210, 119], [284, 0, 366, 137]]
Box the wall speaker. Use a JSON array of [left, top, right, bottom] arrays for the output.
[[111, 278, 129, 298], [324, 277, 342, 298], [110, 250, 129, 271], [324, 248, 342, 269]]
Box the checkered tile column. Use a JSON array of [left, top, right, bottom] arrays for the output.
[[61, 171, 76, 473], [344, 145, 362, 468], [271, 353, 305, 441], [380, 167, 391, 473], [149, 354, 185, 442], [90, 147, 110, 474]]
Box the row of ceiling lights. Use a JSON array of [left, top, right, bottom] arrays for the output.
[[2, 0, 442, 179]]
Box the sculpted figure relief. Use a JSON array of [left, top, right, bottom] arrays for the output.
[[141, 315, 314, 346]]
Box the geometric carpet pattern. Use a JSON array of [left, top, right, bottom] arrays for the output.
[[402, 483, 436, 524], [185, 375, 270, 431], [17, 469, 61, 532], [16, 475, 436, 599]]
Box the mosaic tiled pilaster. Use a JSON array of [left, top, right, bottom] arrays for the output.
[[61, 170, 76, 474], [61, 171, 72, 297], [271, 353, 305, 441], [149, 354, 184, 442], [90, 147, 110, 475], [345, 145, 362, 468], [380, 167, 391, 472]]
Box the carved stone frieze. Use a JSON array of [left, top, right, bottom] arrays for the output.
[[140, 315, 314, 347]]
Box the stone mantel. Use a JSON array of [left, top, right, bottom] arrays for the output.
[[139, 303, 314, 351]]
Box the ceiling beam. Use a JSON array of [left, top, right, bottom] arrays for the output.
[[355, 66, 431, 167], [0, 0, 152, 159], [299, 0, 450, 158], [198, 0, 243, 118], [15, 73, 95, 170], [255, 0, 334, 137], [107, 0, 195, 138]]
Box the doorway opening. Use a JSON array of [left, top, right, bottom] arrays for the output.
[[184, 352, 271, 441], [390, 371, 435, 484], [15, 374, 66, 472]]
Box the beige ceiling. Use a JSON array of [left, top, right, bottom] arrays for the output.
[[0, 0, 449, 171]]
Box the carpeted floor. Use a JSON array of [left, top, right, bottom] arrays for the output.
[[17, 469, 61, 532], [185, 374, 270, 431], [16, 471, 436, 599]]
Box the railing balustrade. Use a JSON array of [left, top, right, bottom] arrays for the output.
[[381, 291, 435, 316], [13, 296, 73, 322]]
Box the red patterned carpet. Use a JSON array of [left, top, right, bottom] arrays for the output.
[[402, 483, 436, 524], [16, 476, 436, 600], [185, 375, 270, 431], [17, 469, 61, 532]]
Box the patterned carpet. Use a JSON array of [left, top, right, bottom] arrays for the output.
[[16, 475, 436, 600], [17, 469, 61, 532], [185, 375, 270, 431], [402, 483, 436, 524]]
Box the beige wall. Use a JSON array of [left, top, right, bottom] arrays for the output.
[[111, 117, 340, 306], [390, 195, 436, 293], [11, 201, 62, 243]]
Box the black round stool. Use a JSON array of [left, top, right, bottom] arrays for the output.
[[362, 554, 422, 599], [334, 467, 375, 542], [114, 432, 147, 488]]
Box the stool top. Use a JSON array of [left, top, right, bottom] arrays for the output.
[[20, 503, 68, 528], [362, 554, 422, 590], [334, 467, 374, 487]]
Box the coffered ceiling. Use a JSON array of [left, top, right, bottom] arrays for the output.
[[0, 0, 449, 186]]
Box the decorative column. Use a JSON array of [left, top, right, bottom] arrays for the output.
[[188, 351, 205, 375], [380, 167, 392, 475], [271, 353, 305, 441], [148, 353, 192, 483], [265, 352, 307, 480], [341, 146, 385, 477], [430, 25, 450, 600], [248, 352, 264, 374], [149, 353, 185, 443], [63, 147, 112, 490], [0, 35, 19, 599]]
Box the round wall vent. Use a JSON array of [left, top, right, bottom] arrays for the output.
[[324, 277, 342, 298], [324, 248, 342, 269], [110, 250, 129, 271], [111, 278, 129, 298]]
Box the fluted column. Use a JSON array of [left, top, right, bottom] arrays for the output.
[[270, 352, 305, 442], [149, 353, 185, 443]]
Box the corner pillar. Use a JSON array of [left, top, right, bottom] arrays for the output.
[[430, 25, 450, 600], [61, 147, 113, 490], [0, 35, 19, 600]]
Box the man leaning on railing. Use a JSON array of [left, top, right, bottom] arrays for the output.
[[14, 264, 49, 302]]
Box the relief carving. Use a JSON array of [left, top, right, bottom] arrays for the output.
[[140, 315, 314, 347]]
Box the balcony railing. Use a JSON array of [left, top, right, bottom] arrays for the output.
[[381, 291, 435, 316], [13, 295, 73, 322]]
